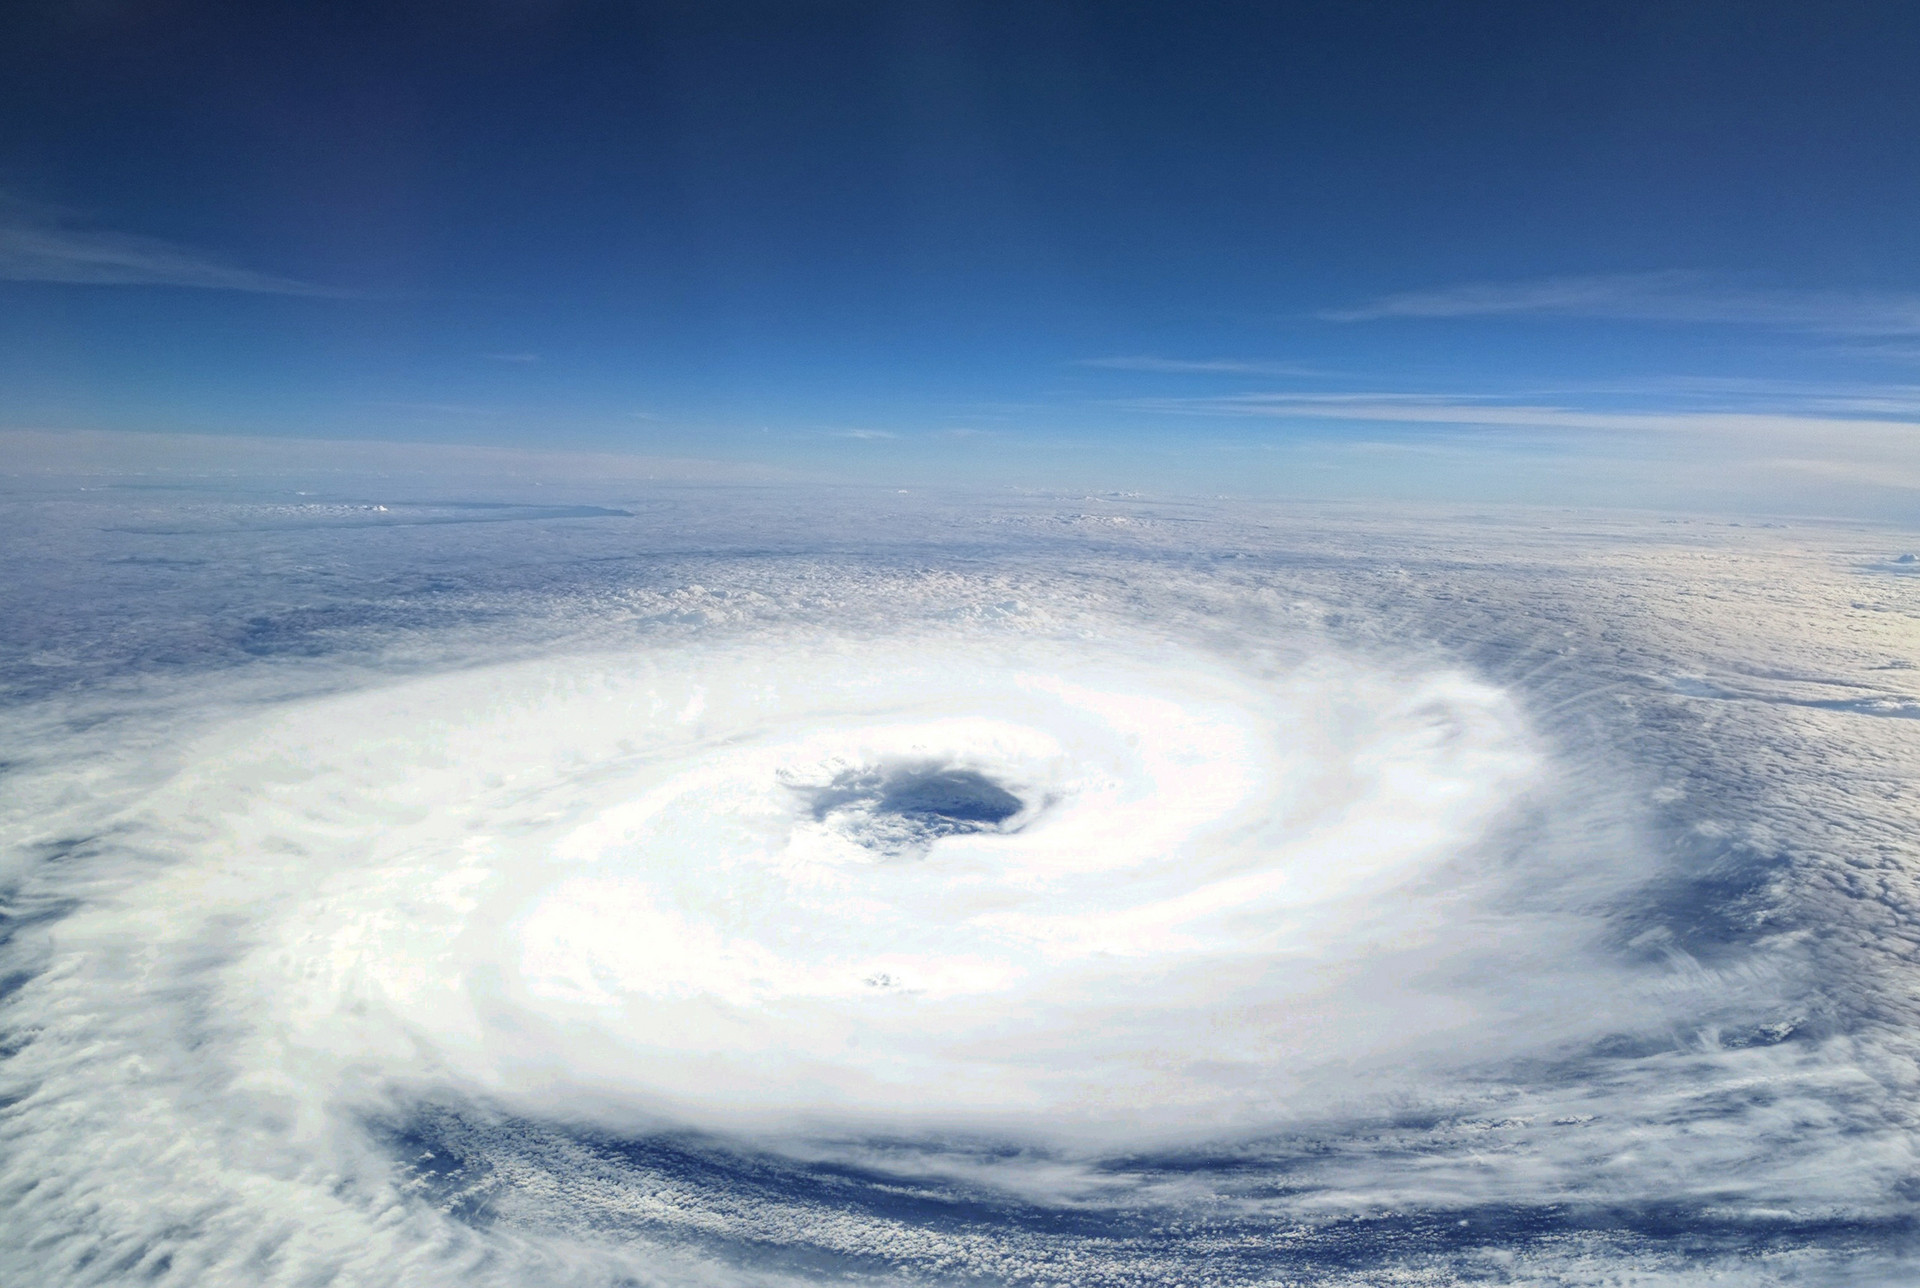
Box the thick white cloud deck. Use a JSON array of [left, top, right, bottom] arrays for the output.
[[141, 642, 1560, 1143]]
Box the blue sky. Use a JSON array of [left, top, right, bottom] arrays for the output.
[[5, 1, 1920, 512]]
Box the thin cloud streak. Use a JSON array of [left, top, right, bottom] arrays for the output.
[[0, 212, 336, 295], [1325, 272, 1920, 335], [1465, 376, 1920, 416], [1567, 375, 1920, 412], [1126, 390, 1920, 445], [1080, 356, 1326, 376]]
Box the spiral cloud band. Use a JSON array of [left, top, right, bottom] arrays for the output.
[[149, 641, 1554, 1146], [3, 481, 1916, 1285]]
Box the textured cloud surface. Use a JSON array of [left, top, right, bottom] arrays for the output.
[[3, 458, 1917, 1285]]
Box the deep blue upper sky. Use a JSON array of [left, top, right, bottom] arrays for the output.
[[5, 1, 1920, 509]]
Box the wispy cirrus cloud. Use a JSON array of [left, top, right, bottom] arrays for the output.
[[1079, 355, 1326, 376], [1574, 375, 1920, 412], [1840, 342, 1920, 365], [1324, 271, 1920, 335], [372, 400, 507, 417], [0, 200, 335, 295], [1122, 389, 1920, 448], [1119, 387, 1920, 499]]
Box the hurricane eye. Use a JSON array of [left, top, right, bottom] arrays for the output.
[[796, 763, 1028, 855], [872, 767, 1024, 825]]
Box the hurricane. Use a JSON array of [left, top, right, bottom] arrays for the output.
[[3, 471, 1914, 1286]]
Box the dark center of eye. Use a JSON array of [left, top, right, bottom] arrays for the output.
[[798, 763, 1028, 855], [869, 767, 1023, 826]]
